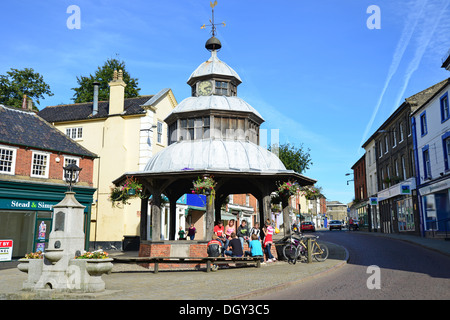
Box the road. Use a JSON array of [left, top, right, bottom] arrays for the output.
[[253, 230, 450, 300]]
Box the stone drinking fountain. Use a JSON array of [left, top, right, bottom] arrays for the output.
[[18, 164, 113, 293]]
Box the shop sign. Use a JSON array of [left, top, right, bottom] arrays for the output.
[[400, 185, 411, 195], [0, 199, 56, 211], [369, 197, 378, 205], [0, 240, 13, 262]]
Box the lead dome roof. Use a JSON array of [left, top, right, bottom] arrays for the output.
[[143, 139, 287, 173], [165, 95, 264, 122], [187, 50, 242, 85]]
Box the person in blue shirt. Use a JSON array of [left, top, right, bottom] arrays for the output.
[[245, 234, 264, 263]]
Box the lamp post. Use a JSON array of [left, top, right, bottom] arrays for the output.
[[63, 163, 82, 192], [346, 172, 354, 185]]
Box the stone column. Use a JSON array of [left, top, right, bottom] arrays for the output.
[[140, 197, 149, 241], [282, 196, 291, 237], [169, 197, 177, 240], [262, 193, 272, 224], [151, 192, 162, 241], [205, 194, 215, 241]]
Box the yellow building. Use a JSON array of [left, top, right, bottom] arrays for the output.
[[39, 71, 177, 249]]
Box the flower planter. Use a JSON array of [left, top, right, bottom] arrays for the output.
[[127, 188, 136, 196], [84, 258, 114, 292], [17, 258, 31, 273], [85, 258, 114, 276], [17, 258, 44, 289]]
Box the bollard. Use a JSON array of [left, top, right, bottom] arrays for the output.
[[307, 238, 312, 263]]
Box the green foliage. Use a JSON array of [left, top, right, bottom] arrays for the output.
[[0, 68, 53, 110], [269, 143, 312, 174], [71, 58, 141, 103]]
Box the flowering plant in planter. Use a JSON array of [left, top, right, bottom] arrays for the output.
[[276, 180, 298, 197], [75, 250, 109, 259], [192, 176, 216, 196], [300, 185, 322, 200], [24, 251, 43, 259]]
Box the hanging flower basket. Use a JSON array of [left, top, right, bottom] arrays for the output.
[[192, 176, 216, 196], [276, 180, 298, 198], [192, 176, 216, 206], [109, 176, 144, 207], [300, 185, 322, 200]]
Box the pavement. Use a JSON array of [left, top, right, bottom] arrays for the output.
[[0, 230, 449, 300]]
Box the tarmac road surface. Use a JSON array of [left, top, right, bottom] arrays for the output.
[[253, 231, 450, 300]]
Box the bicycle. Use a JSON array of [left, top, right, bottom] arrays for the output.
[[282, 232, 329, 264]]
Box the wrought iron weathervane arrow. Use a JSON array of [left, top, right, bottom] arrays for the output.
[[201, 0, 226, 37]]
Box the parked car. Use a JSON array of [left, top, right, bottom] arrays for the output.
[[328, 220, 342, 230], [301, 221, 316, 232]]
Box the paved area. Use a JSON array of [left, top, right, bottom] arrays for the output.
[[0, 231, 449, 300]]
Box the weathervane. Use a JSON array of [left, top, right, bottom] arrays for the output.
[[201, 1, 225, 37]]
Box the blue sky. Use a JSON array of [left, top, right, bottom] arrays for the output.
[[1, 0, 449, 204]]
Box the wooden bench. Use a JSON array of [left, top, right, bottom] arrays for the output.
[[112, 256, 262, 273]]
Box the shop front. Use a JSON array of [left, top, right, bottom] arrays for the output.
[[0, 180, 95, 258], [377, 178, 419, 235], [419, 178, 450, 236]]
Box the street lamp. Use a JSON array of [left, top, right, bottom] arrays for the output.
[[63, 163, 82, 192], [345, 172, 353, 185]]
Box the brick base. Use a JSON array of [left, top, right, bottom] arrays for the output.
[[138, 240, 278, 271]]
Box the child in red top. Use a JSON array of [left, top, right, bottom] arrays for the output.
[[263, 220, 276, 262]]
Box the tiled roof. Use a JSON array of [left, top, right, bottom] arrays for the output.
[[362, 77, 450, 147], [38, 95, 154, 123], [0, 105, 97, 158], [408, 78, 450, 113]]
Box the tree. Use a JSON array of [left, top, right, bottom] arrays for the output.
[[71, 58, 141, 103], [269, 143, 312, 174], [0, 68, 53, 110]]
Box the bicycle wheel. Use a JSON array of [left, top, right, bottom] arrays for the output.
[[312, 242, 329, 262], [282, 243, 298, 262]]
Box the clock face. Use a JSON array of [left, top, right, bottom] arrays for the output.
[[198, 80, 213, 96]]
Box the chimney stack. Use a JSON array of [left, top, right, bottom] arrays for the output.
[[93, 81, 100, 116], [27, 98, 33, 111], [108, 69, 126, 115]]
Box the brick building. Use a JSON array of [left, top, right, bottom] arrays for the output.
[[350, 154, 370, 228], [0, 104, 96, 258]]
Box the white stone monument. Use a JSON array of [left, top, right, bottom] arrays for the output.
[[18, 192, 113, 293]]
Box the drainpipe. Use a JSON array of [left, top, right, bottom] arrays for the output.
[[411, 116, 425, 237]]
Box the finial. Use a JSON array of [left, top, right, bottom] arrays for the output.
[[113, 69, 118, 80], [201, 1, 225, 51]]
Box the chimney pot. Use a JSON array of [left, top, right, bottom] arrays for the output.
[[93, 81, 100, 116], [22, 95, 27, 109]]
